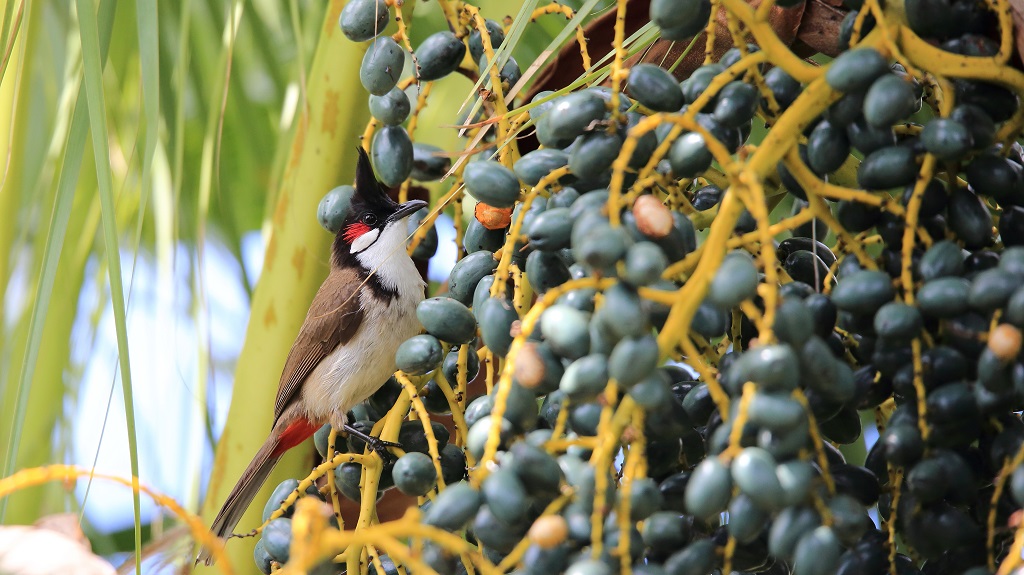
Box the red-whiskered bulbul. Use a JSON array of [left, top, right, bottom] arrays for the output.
[[197, 148, 427, 564]]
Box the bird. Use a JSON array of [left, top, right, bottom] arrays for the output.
[[197, 148, 427, 564]]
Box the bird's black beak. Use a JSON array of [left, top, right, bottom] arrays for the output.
[[388, 199, 428, 223]]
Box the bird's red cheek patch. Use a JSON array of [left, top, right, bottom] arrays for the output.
[[343, 222, 371, 243]]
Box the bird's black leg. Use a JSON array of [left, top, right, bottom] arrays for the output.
[[342, 423, 401, 461]]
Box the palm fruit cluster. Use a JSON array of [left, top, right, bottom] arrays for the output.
[[253, 0, 1024, 573]]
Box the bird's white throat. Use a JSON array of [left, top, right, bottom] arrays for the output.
[[354, 218, 425, 298]]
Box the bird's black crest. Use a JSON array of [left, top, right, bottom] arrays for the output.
[[355, 147, 397, 211]]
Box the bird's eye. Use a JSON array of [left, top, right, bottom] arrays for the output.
[[362, 213, 378, 226]]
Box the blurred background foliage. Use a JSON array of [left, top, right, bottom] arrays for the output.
[[0, 0, 615, 572]]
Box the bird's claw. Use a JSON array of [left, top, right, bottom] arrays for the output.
[[342, 423, 401, 463], [366, 437, 401, 463]]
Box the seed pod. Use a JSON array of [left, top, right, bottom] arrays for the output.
[[658, 0, 712, 39], [826, 90, 866, 126], [467, 19, 505, 64], [950, 104, 995, 150], [706, 251, 758, 309], [807, 120, 850, 174], [857, 146, 918, 190], [783, 250, 833, 292], [262, 479, 300, 522], [846, 117, 896, 155], [573, 224, 629, 271], [714, 81, 759, 128], [629, 373, 674, 411], [873, 302, 922, 341], [447, 251, 498, 304], [527, 207, 572, 252], [608, 334, 660, 386], [863, 74, 917, 127], [457, 219, 500, 255], [642, 512, 690, 553], [424, 482, 482, 531], [663, 538, 716, 575], [415, 31, 466, 81], [917, 277, 970, 318], [514, 149, 570, 186], [622, 241, 668, 287], [728, 494, 769, 543], [777, 460, 816, 507], [477, 54, 522, 90], [262, 518, 292, 563], [477, 297, 518, 357], [732, 447, 785, 511], [769, 506, 821, 561], [318, 185, 355, 233], [392, 452, 437, 496], [253, 539, 273, 574], [371, 126, 413, 187], [398, 420, 450, 454], [947, 186, 993, 250], [794, 526, 842, 575], [508, 442, 563, 497], [464, 160, 521, 208], [882, 424, 924, 466], [668, 132, 713, 178], [417, 297, 477, 344], [764, 66, 802, 110], [826, 48, 888, 93], [360, 36, 405, 96], [540, 304, 591, 359], [595, 283, 648, 339], [482, 468, 530, 525], [773, 298, 814, 348], [830, 270, 894, 315], [569, 130, 623, 177], [560, 354, 610, 400], [466, 415, 512, 460], [627, 63, 684, 112], [339, 0, 389, 42], [682, 65, 726, 105], [685, 457, 732, 519], [919, 240, 964, 281], [395, 334, 443, 375], [729, 344, 801, 392], [748, 392, 805, 431], [920, 118, 973, 161], [406, 207, 437, 261], [969, 268, 1017, 311], [966, 153, 1024, 202], [692, 300, 729, 338], [543, 91, 608, 141], [368, 87, 410, 126]]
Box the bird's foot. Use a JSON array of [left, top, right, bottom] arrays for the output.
[[342, 423, 401, 463]]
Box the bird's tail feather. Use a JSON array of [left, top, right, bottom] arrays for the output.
[[196, 436, 281, 566]]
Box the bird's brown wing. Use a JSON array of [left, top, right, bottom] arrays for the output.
[[271, 267, 365, 427]]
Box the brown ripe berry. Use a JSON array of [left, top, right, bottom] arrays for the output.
[[989, 323, 1022, 361], [528, 514, 568, 549], [475, 202, 514, 230], [514, 341, 546, 389], [633, 194, 673, 239]]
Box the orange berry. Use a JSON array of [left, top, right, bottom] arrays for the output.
[[989, 323, 1022, 361], [633, 194, 673, 239], [528, 515, 568, 549]]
